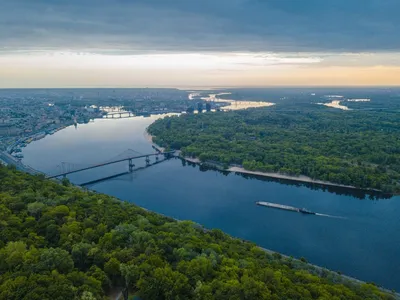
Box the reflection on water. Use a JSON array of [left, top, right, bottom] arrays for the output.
[[202, 93, 275, 110], [189, 92, 275, 110], [191, 161, 392, 200]]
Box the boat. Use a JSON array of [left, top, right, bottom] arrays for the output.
[[256, 201, 315, 215], [298, 208, 315, 215]]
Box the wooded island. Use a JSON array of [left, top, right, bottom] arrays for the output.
[[148, 107, 400, 194]]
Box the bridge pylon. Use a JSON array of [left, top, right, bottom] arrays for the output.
[[128, 159, 135, 172], [145, 155, 150, 166]]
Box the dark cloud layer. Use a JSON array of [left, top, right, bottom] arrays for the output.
[[0, 0, 399, 53]]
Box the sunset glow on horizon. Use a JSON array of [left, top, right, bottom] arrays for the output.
[[1, 0, 399, 88]]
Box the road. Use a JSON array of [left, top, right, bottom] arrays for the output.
[[0, 151, 43, 175]]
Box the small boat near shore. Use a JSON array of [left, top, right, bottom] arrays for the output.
[[256, 201, 316, 215]]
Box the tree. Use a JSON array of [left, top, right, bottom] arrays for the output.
[[27, 202, 46, 219], [61, 177, 71, 187], [80, 291, 96, 300], [138, 266, 192, 300], [72, 242, 92, 270], [48, 205, 70, 219], [120, 263, 139, 300], [104, 257, 121, 284], [241, 274, 271, 299], [38, 248, 74, 273], [0, 241, 27, 271]]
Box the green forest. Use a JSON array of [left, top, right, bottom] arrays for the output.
[[0, 165, 396, 299], [148, 107, 400, 194]]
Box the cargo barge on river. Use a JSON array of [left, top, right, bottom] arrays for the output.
[[256, 201, 315, 215]]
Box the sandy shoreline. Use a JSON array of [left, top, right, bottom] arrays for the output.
[[143, 129, 165, 152], [183, 156, 201, 164], [228, 166, 360, 190], [181, 158, 382, 192]]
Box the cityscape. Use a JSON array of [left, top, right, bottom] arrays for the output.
[[0, 88, 231, 169]]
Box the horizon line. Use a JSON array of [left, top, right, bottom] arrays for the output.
[[1, 85, 400, 90]]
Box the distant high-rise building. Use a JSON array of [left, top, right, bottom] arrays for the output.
[[197, 102, 203, 113]]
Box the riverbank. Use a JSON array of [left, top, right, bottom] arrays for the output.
[[228, 166, 364, 190], [143, 129, 165, 152], [0, 150, 44, 175], [176, 154, 384, 194], [259, 246, 399, 298], [6, 124, 68, 155]]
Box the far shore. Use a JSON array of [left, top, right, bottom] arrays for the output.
[[183, 158, 384, 193], [145, 131, 387, 194]]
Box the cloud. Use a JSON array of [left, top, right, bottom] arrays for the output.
[[0, 0, 399, 54]]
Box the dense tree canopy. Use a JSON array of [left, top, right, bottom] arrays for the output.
[[148, 107, 400, 194], [0, 165, 396, 299]]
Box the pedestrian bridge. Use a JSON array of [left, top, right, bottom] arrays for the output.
[[47, 148, 175, 179]]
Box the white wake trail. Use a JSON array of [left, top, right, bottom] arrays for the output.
[[315, 213, 347, 219]]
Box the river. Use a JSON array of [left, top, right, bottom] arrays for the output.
[[21, 115, 400, 291]]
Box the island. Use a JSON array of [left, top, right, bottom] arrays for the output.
[[148, 104, 400, 194]]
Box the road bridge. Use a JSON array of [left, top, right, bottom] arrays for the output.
[[104, 112, 135, 118]]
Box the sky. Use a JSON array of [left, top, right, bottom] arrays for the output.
[[0, 0, 399, 88]]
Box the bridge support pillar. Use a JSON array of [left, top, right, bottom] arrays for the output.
[[145, 156, 150, 166], [128, 159, 135, 172]]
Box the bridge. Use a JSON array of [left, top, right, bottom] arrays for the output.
[[104, 112, 135, 118], [47, 148, 175, 179]]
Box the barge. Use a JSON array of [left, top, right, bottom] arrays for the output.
[[256, 201, 315, 215]]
